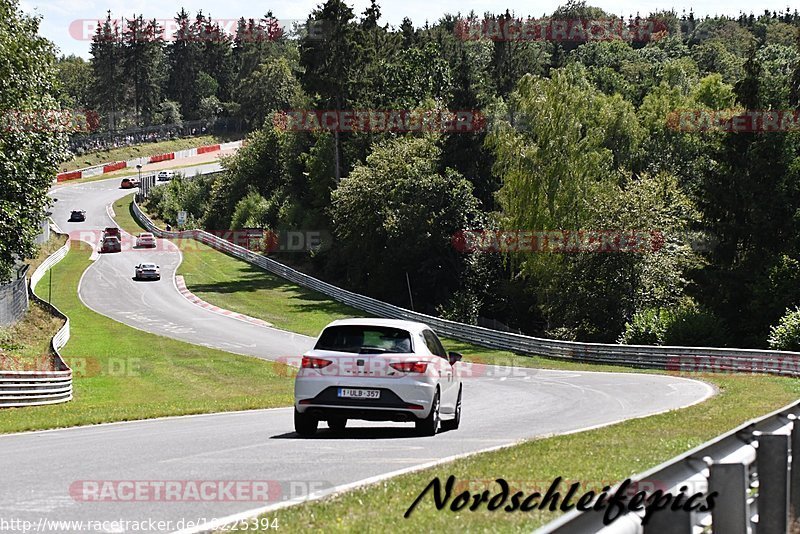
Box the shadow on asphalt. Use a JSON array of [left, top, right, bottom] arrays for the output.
[[272, 426, 457, 440], [272, 428, 420, 440]]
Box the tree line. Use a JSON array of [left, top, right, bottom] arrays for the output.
[[34, 0, 800, 349]]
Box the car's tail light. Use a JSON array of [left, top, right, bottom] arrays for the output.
[[390, 361, 428, 373], [301, 356, 332, 369]]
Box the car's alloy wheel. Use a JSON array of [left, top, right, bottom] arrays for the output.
[[328, 418, 347, 433], [294, 409, 318, 437], [442, 386, 461, 431], [415, 389, 440, 436]]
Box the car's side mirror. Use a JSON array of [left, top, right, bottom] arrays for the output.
[[448, 351, 463, 365]]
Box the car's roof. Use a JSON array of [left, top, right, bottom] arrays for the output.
[[71, 209, 84, 212], [324, 317, 431, 333], [138, 232, 153, 236], [139, 263, 157, 267]]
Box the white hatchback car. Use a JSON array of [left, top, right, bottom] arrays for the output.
[[294, 318, 463, 437]]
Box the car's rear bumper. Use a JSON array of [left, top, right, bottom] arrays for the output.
[[136, 273, 160, 279], [295, 377, 436, 419]]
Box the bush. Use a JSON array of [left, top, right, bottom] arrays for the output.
[[619, 303, 729, 347], [768, 307, 800, 351], [618, 308, 669, 345], [662, 304, 729, 347], [436, 290, 480, 325]]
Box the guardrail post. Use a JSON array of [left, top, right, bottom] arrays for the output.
[[791, 417, 800, 526], [644, 506, 692, 534], [758, 433, 789, 534], [709, 463, 749, 534]]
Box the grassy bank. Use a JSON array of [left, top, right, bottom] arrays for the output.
[[0, 240, 293, 434], [0, 301, 63, 371], [0, 235, 69, 370], [59, 134, 241, 172]]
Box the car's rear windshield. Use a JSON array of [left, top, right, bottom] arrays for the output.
[[314, 325, 412, 354]]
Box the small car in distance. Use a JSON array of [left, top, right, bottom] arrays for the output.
[[69, 210, 86, 222], [135, 232, 156, 248], [294, 318, 463, 437], [120, 178, 139, 189], [134, 263, 160, 280], [100, 236, 121, 253], [157, 170, 174, 181]]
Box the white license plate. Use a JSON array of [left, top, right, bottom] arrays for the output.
[[337, 388, 380, 399]]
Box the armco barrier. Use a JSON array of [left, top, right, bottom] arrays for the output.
[[130, 198, 800, 376], [537, 399, 800, 533], [0, 228, 73, 408]]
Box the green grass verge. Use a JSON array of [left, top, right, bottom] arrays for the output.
[[59, 134, 241, 172], [0, 240, 293, 434]]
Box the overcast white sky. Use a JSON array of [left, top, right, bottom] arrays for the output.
[[22, 0, 796, 58]]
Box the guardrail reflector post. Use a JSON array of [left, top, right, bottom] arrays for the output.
[[709, 463, 749, 534], [758, 433, 789, 533]]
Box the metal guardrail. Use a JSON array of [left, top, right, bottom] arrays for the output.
[[131, 197, 800, 377], [0, 227, 73, 408], [536, 399, 800, 533]]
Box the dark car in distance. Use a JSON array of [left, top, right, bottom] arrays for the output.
[[69, 210, 86, 222], [103, 227, 121, 239], [100, 236, 121, 253]]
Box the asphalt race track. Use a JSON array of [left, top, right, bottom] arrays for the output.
[[0, 170, 715, 533]]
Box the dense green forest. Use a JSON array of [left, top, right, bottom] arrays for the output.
[[65, 0, 800, 349]]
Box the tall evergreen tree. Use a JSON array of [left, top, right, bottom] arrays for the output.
[[166, 9, 201, 118], [89, 12, 124, 129], [299, 0, 358, 181], [123, 15, 165, 126]]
